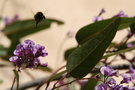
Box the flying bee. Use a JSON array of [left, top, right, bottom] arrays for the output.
[[34, 12, 46, 27]]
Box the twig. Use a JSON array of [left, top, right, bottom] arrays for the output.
[[51, 77, 103, 90], [36, 65, 66, 90], [8, 64, 134, 90], [52, 78, 80, 90]]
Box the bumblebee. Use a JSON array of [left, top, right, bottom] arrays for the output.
[[34, 12, 46, 27]]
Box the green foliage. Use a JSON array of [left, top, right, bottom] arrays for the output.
[[0, 45, 7, 57], [76, 17, 135, 45], [3, 18, 64, 39], [1, 18, 64, 59], [64, 47, 76, 60], [130, 22, 135, 33], [35, 66, 53, 73], [66, 18, 121, 78], [118, 17, 135, 30]]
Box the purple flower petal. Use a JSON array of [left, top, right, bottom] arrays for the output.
[[100, 66, 118, 77], [127, 43, 133, 48], [121, 74, 132, 83], [9, 56, 19, 62], [41, 63, 48, 67], [93, 16, 103, 22], [95, 83, 108, 90], [107, 78, 116, 86], [114, 10, 128, 17], [111, 85, 123, 90], [128, 66, 134, 73]]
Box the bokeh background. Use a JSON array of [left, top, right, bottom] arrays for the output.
[[0, 0, 135, 89]]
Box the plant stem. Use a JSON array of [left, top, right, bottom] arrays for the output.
[[11, 76, 16, 90]]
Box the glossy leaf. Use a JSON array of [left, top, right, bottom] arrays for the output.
[[118, 17, 135, 30], [3, 18, 64, 39], [130, 22, 135, 33], [76, 17, 135, 45], [67, 18, 121, 78], [64, 47, 76, 60]]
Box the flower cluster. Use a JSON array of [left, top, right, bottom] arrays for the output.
[[9, 40, 48, 69], [95, 66, 135, 90]]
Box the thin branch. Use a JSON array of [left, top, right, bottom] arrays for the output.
[[35, 65, 66, 90], [8, 64, 134, 90]]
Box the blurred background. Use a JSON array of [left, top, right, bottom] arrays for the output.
[[0, 0, 135, 89]]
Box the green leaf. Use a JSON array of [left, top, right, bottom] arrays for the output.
[[130, 22, 135, 33], [0, 45, 7, 56], [108, 42, 117, 49], [34, 66, 52, 73], [3, 18, 64, 39], [64, 47, 77, 60], [76, 17, 135, 45], [118, 17, 135, 30], [66, 18, 121, 78]]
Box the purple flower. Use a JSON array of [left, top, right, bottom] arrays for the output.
[[121, 74, 132, 84], [92, 8, 106, 22], [123, 86, 135, 90], [95, 83, 108, 90], [114, 10, 128, 17], [9, 40, 48, 69], [127, 32, 134, 38], [127, 66, 135, 79], [127, 43, 133, 48], [111, 85, 135, 90], [93, 16, 103, 22], [111, 85, 123, 90], [106, 78, 116, 86], [100, 66, 118, 77], [95, 74, 101, 79], [128, 66, 134, 73]]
